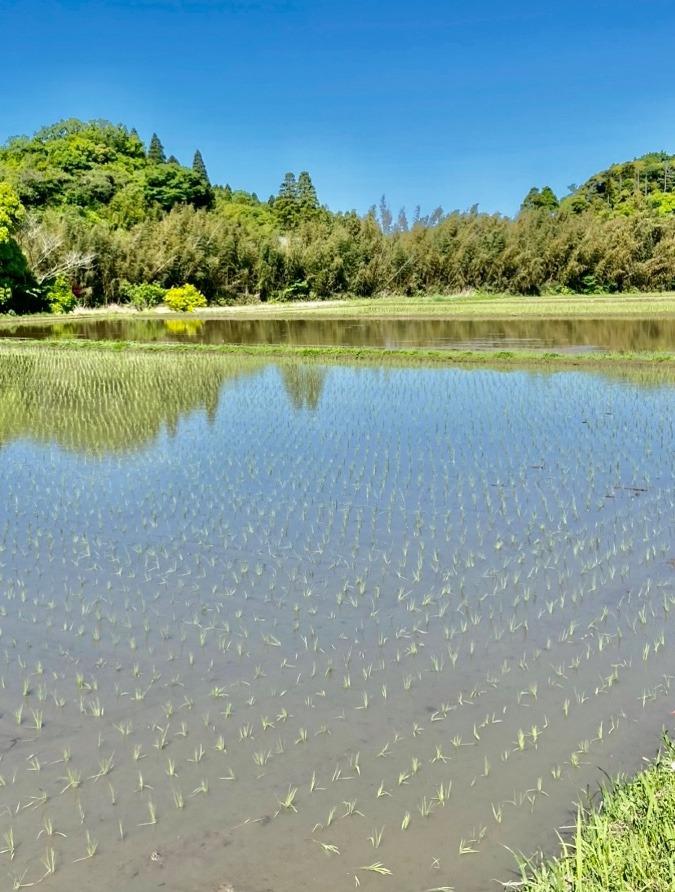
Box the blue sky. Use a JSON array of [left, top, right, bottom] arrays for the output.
[[2, 0, 674, 217]]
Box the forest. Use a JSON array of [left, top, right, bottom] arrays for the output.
[[1, 118, 675, 314]]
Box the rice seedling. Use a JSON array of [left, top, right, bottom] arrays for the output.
[[342, 799, 364, 818], [315, 840, 341, 855], [432, 783, 452, 807], [59, 768, 81, 793], [114, 720, 133, 736], [90, 754, 114, 781], [368, 826, 385, 848], [38, 817, 67, 839], [73, 831, 98, 862], [418, 797, 435, 818], [136, 771, 152, 792], [278, 786, 298, 813], [376, 780, 391, 798], [239, 722, 254, 741], [187, 744, 205, 764], [360, 862, 393, 875], [40, 847, 57, 877], [1, 828, 16, 859], [431, 746, 449, 764]]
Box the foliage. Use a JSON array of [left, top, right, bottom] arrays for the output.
[[148, 133, 166, 164], [0, 119, 212, 220], [163, 283, 207, 312], [3, 119, 675, 307], [192, 149, 210, 185], [563, 151, 675, 216], [119, 281, 166, 309], [143, 163, 214, 212], [274, 170, 320, 228], [273, 280, 311, 302], [46, 275, 79, 313], [0, 182, 43, 313], [520, 733, 675, 892], [521, 186, 559, 212], [0, 181, 25, 241]]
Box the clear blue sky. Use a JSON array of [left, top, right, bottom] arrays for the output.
[[2, 0, 674, 217]]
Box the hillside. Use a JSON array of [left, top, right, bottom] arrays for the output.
[[0, 119, 214, 225], [2, 119, 675, 311], [563, 152, 675, 216]]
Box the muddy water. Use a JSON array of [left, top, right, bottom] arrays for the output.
[[0, 349, 673, 891], [2, 314, 675, 351]]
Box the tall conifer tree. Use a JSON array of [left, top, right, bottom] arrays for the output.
[[192, 149, 210, 185], [148, 133, 166, 164], [297, 171, 318, 216]]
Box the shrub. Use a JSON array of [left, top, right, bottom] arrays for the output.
[[272, 280, 311, 302], [120, 281, 166, 310], [46, 276, 79, 314], [163, 283, 208, 312]]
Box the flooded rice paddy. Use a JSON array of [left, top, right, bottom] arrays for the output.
[[0, 348, 673, 892], [1, 315, 675, 352]]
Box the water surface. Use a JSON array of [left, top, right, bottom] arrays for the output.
[[0, 349, 673, 892], [2, 314, 674, 351]]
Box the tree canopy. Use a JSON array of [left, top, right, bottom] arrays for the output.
[[2, 119, 675, 312], [560, 151, 675, 216], [0, 119, 213, 218]]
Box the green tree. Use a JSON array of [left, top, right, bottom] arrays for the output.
[[275, 172, 299, 228], [0, 181, 24, 241], [192, 149, 210, 185], [0, 182, 41, 313], [297, 171, 318, 217], [143, 165, 213, 212], [520, 186, 559, 212], [148, 133, 166, 164]]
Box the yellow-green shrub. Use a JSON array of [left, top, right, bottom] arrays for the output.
[[163, 284, 207, 312]]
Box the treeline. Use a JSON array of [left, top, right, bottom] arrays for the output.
[[1, 119, 675, 314]]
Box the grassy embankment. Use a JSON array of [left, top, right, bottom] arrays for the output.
[[518, 732, 675, 891], [188, 290, 675, 319]]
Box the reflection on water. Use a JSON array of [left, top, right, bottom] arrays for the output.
[[2, 315, 675, 351], [279, 363, 328, 410], [0, 350, 673, 892], [0, 350, 262, 453], [163, 318, 205, 337]]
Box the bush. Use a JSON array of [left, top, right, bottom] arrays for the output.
[[163, 284, 208, 312], [119, 281, 166, 310], [272, 280, 311, 302], [46, 276, 79, 314]]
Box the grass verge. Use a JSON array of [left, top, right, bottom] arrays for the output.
[[196, 291, 675, 320], [2, 292, 675, 324], [0, 336, 674, 375], [518, 732, 675, 891]]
